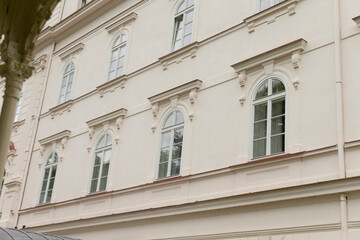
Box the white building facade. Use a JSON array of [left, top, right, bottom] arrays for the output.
[[1, 0, 360, 239]]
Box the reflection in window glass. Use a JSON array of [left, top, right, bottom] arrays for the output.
[[39, 151, 58, 204]]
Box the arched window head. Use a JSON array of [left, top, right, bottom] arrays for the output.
[[172, 0, 195, 51], [252, 77, 286, 158], [259, 0, 285, 11], [108, 34, 127, 81], [90, 134, 113, 193], [158, 110, 185, 178], [39, 151, 59, 204], [59, 62, 75, 104]]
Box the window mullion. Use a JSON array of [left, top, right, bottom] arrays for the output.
[[97, 151, 104, 191], [44, 166, 51, 202], [266, 99, 272, 155], [167, 130, 175, 177], [180, 13, 186, 46]]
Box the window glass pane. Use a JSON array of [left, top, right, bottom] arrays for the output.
[[48, 177, 55, 190], [117, 56, 125, 68], [51, 166, 57, 178], [160, 149, 169, 163], [184, 22, 193, 36], [103, 150, 112, 164], [255, 81, 268, 99], [92, 166, 100, 179], [158, 162, 168, 178], [254, 103, 267, 121], [272, 79, 285, 94], [161, 132, 171, 147], [185, 10, 193, 23], [116, 67, 123, 77], [114, 36, 121, 47], [119, 46, 126, 57], [253, 139, 266, 158], [271, 116, 285, 135], [260, 0, 271, 10], [173, 40, 182, 51], [44, 168, 50, 180], [177, 1, 185, 13], [101, 163, 109, 177], [99, 177, 107, 191], [163, 112, 174, 128], [41, 180, 48, 192], [271, 134, 285, 154], [121, 34, 127, 43], [53, 152, 58, 163], [97, 136, 106, 149], [183, 35, 192, 46], [105, 135, 112, 146], [111, 49, 119, 61], [109, 71, 116, 81], [46, 190, 52, 203], [175, 111, 184, 125], [186, 0, 194, 7], [254, 121, 267, 139], [174, 129, 184, 143], [90, 179, 97, 193], [171, 159, 181, 176], [272, 98, 285, 117], [172, 144, 182, 159], [39, 192, 45, 203]]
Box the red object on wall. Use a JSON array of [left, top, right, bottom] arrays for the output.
[[9, 141, 15, 151]]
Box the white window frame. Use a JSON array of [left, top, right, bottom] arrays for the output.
[[108, 34, 127, 81], [258, 0, 285, 11], [157, 109, 185, 179], [39, 151, 59, 204], [89, 133, 113, 193], [172, 0, 195, 51], [251, 76, 287, 159], [81, 0, 91, 7], [58, 61, 75, 104]]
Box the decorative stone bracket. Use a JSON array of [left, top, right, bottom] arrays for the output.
[[353, 15, 360, 27], [148, 80, 202, 132], [30, 54, 47, 74], [38, 130, 71, 163], [86, 108, 127, 151], [159, 42, 199, 71], [96, 75, 127, 98], [244, 0, 301, 33], [7, 149, 16, 166]]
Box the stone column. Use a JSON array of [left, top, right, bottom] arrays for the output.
[[0, 61, 32, 185]]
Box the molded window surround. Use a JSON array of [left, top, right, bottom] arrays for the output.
[[90, 133, 113, 193], [59, 62, 75, 104], [39, 151, 59, 204], [259, 0, 285, 11], [172, 0, 195, 51], [108, 34, 127, 81], [252, 77, 287, 158], [158, 110, 185, 179]]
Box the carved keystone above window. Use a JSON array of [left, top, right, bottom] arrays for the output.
[[49, 100, 73, 119], [86, 108, 127, 147], [105, 12, 137, 34], [159, 42, 199, 71], [57, 43, 84, 61], [231, 38, 307, 89], [353, 15, 360, 27], [244, 0, 301, 33], [30, 54, 47, 74], [39, 130, 71, 161], [96, 75, 127, 98]]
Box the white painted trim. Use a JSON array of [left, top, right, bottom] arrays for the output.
[[57, 43, 84, 61]]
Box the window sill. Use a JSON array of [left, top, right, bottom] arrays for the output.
[[244, 0, 301, 33], [153, 175, 183, 183], [86, 190, 109, 198]]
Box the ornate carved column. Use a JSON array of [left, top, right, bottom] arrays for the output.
[[0, 60, 33, 188]]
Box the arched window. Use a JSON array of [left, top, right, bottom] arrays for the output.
[[252, 77, 286, 158], [259, 0, 285, 11], [39, 151, 58, 204], [108, 34, 127, 81], [90, 134, 112, 193], [158, 110, 185, 178], [59, 62, 75, 104], [172, 0, 194, 51]]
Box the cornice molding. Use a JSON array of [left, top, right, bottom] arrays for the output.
[[158, 42, 199, 70], [39, 130, 71, 146], [57, 43, 84, 60], [105, 12, 137, 33], [148, 80, 202, 105], [86, 108, 127, 129], [49, 100, 73, 119], [96, 75, 127, 98], [353, 15, 360, 27], [231, 38, 307, 74], [244, 0, 301, 33], [12, 119, 26, 133], [4, 177, 22, 191]]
